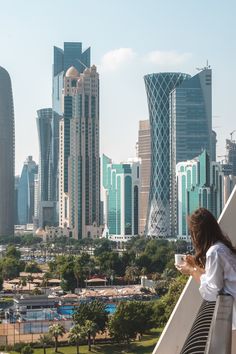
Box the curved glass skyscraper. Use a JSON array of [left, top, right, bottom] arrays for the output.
[[144, 72, 190, 237], [0, 67, 15, 236]]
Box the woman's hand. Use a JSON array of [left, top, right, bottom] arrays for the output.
[[175, 256, 205, 282], [175, 260, 195, 276]]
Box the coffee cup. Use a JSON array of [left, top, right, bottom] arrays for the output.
[[175, 254, 185, 266]]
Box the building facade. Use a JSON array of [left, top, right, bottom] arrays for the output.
[[36, 108, 55, 228], [176, 150, 223, 239], [169, 68, 213, 236], [226, 139, 236, 176], [137, 120, 151, 235], [0, 67, 15, 236], [102, 155, 140, 242], [51, 42, 91, 222], [144, 72, 190, 238], [59, 65, 102, 239], [17, 156, 38, 224]]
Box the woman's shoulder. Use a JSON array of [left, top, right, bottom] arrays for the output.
[[206, 242, 232, 257]]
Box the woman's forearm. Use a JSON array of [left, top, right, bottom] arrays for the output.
[[190, 266, 205, 283]]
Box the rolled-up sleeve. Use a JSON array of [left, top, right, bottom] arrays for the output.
[[199, 250, 224, 301]]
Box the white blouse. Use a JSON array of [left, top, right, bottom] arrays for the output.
[[199, 242, 236, 329]]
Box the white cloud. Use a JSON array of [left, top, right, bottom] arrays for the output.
[[100, 48, 136, 71], [145, 50, 192, 66]]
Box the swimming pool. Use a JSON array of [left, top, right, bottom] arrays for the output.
[[58, 303, 116, 316]]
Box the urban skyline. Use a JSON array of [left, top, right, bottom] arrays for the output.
[[0, 1, 235, 174]]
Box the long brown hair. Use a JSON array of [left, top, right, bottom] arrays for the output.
[[188, 208, 236, 267]]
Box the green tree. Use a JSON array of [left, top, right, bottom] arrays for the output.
[[5, 245, 21, 259], [74, 262, 85, 289], [21, 345, 34, 354], [38, 333, 53, 354], [73, 300, 108, 333], [109, 301, 154, 343], [1, 257, 20, 279], [84, 320, 98, 351], [68, 324, 86, 354], [25, 262, 42, 273], [124, 266, 139, 284], [0, 276, 3, 291], [48, 324, 66, 352], [152, 275, 188, 327]]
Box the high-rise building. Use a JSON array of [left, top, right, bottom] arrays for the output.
[[17, 156, 38, 225], [137, 120, 151, 235], [59, 65, 102, 239], [169, 68, 213, 236], [36, 108, 55, 228], [102, 155, 140, 242], [14, 176, 20, 225], [0, 67, 15, 237], [176, 150, 223, 239], [212, 130, 217, 161], [226, 139, 236, 176], [144, 72, 190, 238], [51, 42, 91, 221]]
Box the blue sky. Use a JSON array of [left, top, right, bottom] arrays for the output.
[[0, 0, 235, 173]]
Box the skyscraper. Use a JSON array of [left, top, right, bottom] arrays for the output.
[[137, 120, 151, 235], [36, 108, 55, 228], [0, 67, 15, 237], [176, 150, 223, 239], [102, 155, 140, 242], [226, 139, 236, 176], [59, 65, 102, 239], [144, 72, 190, 237], [17, 156, 38, 225], [51, 42, 91, 221], [169, 68, 213, 235]]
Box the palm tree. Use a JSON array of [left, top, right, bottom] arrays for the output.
[[84, 320, 98, 351], [26, 274, 33, 291], [48, 324, 66, 352], [68, 324, 86, 354], [125, 266, 139, 284], [38, 334, 53, 354]]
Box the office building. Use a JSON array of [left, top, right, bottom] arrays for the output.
[[17, 156, 38, 224], [226, 139, 236, 176], [36, 108, 55, 227], [176, 150, 223, 239], [0, 67, 15, 237], [144, 72, 190, 238], [51, 42, 91, 220], [137, 120, 151, 235], [102, 155, 140, 242], [14, 176, 20, 225], [59, 65, 102, 239], [169, 68, 213, 236]]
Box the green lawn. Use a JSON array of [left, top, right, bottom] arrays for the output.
[[12, 329, 161, 354]]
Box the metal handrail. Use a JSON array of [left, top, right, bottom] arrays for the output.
[[180, 294, 233, 354]]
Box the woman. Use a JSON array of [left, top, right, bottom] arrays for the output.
[[176, 207, 236, 331]]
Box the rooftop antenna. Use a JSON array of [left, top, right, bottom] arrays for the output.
[[196, 60, 211, 71], [230, 130, 236, 141]]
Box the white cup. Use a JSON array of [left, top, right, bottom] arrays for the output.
[[175, 254, 185, 266]]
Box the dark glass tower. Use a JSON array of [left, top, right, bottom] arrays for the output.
[[0, 67, 15, 236], [144, 72, 190, 238]]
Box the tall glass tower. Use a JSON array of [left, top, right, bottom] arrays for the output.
[[17, 156, 38, 224], [51, 42, 91, 220], [144, 72, 190, 237], [0, 67, 15, 237], [169, 68, 213, 236]]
